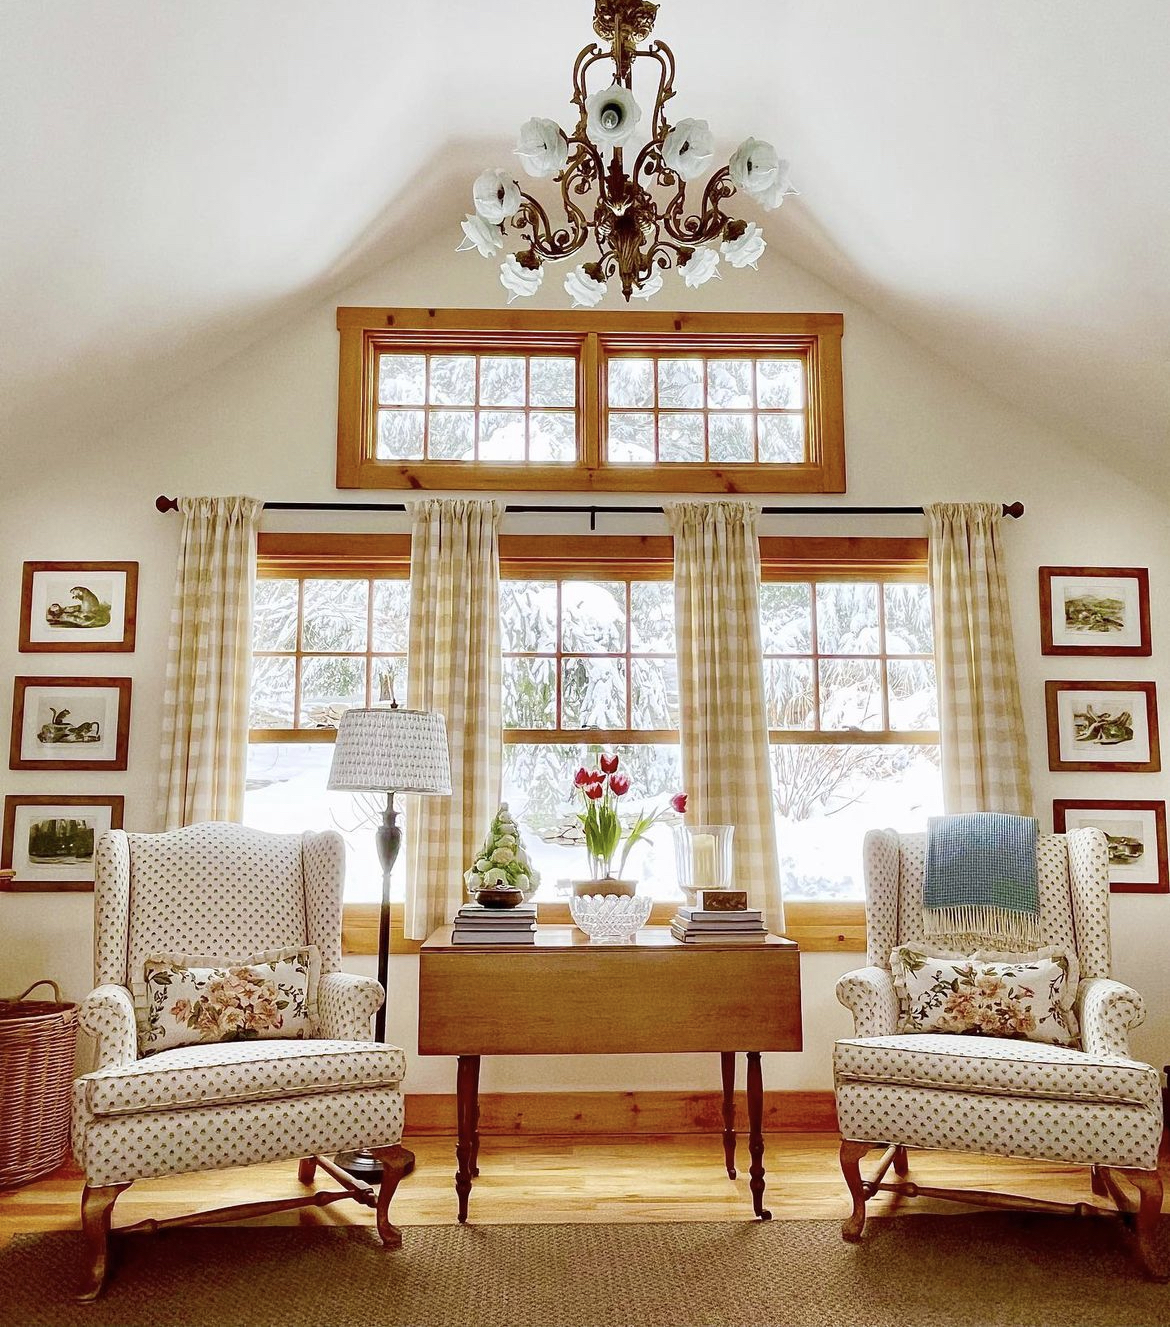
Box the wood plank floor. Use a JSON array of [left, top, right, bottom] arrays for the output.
[[4, 1132, 1165, 1245]]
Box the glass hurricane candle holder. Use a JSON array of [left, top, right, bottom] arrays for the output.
[[673, 824, 735, 904]]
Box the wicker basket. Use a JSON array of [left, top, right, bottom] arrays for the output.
[[0, 980, 79, 1189]]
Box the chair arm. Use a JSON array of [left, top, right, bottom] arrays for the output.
[[1078, 976, 1146, 1058], [317, 971, 384, 1041], [77, 984, 138, 1070], [835, 966, 899, 1038]]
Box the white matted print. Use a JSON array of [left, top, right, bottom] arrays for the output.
[[2, 796, 124, 891], [10, 677, 131, 770], [1039, 566, 1150, 656], [19, 561, 138, 652], [1045, 681, 1159, 772], [1053, 800, 1168, 893]]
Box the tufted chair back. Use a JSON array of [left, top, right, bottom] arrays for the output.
[[862, 826, 1113, 980], [93, 823, 346, 988]]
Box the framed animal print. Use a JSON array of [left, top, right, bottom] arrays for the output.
[[9, 677, 132, 771], [19, 561, 138, 653], [1, 794, 125, 892], [1045, 680, 1160, 772], [1039, 566, 1150, 656], [1053, 800, 1168, 893]]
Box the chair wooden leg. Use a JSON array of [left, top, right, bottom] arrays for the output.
[[1125, 1167, 1167, 1281], [76, 1182, 130, 1302], [892, 1145, 909, 1177], [840, 1140, 872, 1242], [1090, 1164, 1108, 1197], [369, 1145, 413, 1251]]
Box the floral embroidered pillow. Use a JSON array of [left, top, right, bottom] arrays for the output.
[[890, 944, 1079, 1046], [135, 945, 321, 1054]]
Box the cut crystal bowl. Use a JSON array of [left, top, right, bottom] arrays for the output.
[[569, 892, 653, 944]]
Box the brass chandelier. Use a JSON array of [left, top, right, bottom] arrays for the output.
[[458, 0, 796, 306]]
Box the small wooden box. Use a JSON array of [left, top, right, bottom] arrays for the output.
[[696, 889, 748, 911]]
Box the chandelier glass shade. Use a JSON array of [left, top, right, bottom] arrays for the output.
[[458, 0, 796, 307]]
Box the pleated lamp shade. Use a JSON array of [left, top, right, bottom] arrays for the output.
[[326, 707, 451, 795]]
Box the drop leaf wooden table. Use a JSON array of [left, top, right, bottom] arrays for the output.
[[417, 925, 802, 1221]]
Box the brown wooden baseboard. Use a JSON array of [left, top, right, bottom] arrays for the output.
[[403, 1089, 838, 1137]]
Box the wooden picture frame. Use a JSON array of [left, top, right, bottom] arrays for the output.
[[19, 561, 139, 653], [1053, 800, 1169, 894], [1, 794, 125, 892], [1039, 566, 1150, 656], [1045, 680, 1160, 772], [10, 677, 132, 771]]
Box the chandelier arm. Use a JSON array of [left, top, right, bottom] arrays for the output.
[[662, 167, 737, 244], [570, 45, 612, 135], [514, 192, 589, 261]]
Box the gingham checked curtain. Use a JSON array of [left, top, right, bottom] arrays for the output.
[[665, 501, 784, 933], [926, 501, 1033, 815], [404, 498, 503, 940], [158, 495, 264, 828]]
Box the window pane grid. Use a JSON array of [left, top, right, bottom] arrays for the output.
[[606, 354, 808, 466], [762, 580, 936, 738], [376, 351, 577, 465], [250, 575, 408, 734]]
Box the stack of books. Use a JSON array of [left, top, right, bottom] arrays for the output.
[[670, 891, 767, 945], [452, 902, 537, 945]]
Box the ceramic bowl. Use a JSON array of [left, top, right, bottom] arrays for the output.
[[475, 886, 526, 909]]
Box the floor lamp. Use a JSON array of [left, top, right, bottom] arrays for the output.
[[327, 702, 451, 1183]]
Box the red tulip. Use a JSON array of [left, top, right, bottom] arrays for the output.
[[585, 783, 604, 800], [573, 767, 592, 787], [600, 753, 619, 774], [609, 773, 630, 796], [671, 792, 688, 814], [587, 769, 605, 784]]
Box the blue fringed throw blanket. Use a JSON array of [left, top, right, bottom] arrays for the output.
[[923, 812, 1041, 950]]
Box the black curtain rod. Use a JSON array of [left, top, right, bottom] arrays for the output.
[[155, 495, 1024, 528]]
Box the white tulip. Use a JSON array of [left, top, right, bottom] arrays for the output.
[[661, 118, 714, 181], [499, 253, 544, 303], [585, 85, 642, 149], [678, 247, 721, 289], [631, 270, 664, 300], [564, 263, 608, 307], [456, 213, 503, 258], [473, 169, 521, 224], [728, 138, 780, 197], [515, 117, 569, 178], [755, 162, 798, 211], [720, 221, 767, 269]]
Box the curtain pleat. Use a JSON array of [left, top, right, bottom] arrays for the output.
[[926, 501, 1033, 815], [404, 498, 503, 940], [157, 495, 263, 828], [665, 500, 784, 933]]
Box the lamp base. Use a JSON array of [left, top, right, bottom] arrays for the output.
[[334, 1147, 416, 1185]]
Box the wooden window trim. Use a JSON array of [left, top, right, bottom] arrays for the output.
[[254, 532, 928, 955], [336, 308, 845, 494]]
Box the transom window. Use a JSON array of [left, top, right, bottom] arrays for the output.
[[375, 351, 577, 464], [336, 309, 844, 493], [607, 355, 805, 465]]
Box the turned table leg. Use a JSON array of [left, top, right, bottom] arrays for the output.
[[455, 1054, 481, 1223], [746, 1051, 771, 1220], [720, 1051, 737, 1179]]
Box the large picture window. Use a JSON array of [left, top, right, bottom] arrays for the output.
[[336, 309, 845, 494]]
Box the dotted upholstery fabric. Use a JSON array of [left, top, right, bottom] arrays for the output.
[[74, 823, 406, 1188], [837, 826, 1159, 1173], [834, 1034, 1158, 1109], [78, 1039, 406, 1116]]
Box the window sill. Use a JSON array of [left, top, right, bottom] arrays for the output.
[[340, 899, 866, 956]]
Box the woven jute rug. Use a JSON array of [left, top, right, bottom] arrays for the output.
[[1, 1215, 1166, 1327]]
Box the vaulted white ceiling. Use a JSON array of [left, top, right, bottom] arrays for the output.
[[2, 1, 1167, 478]]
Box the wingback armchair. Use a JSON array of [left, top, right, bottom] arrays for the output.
[[72, 823, 412, 1299], [834, 827, 1164, 1277]]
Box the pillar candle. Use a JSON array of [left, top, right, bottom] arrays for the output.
[[691, 833, 718, 889]]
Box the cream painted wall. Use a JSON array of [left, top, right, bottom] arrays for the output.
[[2, 235, 1167, 1099]]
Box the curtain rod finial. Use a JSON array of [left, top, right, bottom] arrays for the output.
[[1004, 501, 1025, 518], [156, 495, 179, 513]]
